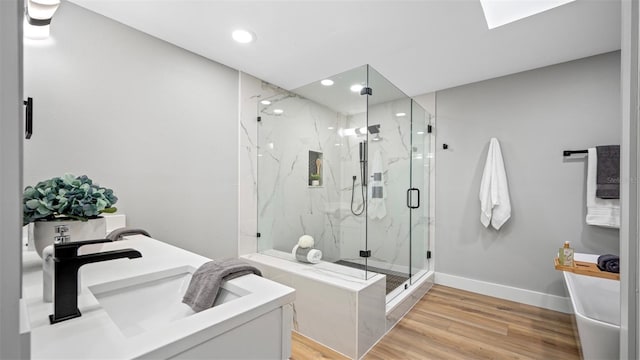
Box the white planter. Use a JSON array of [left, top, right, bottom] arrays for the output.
[[32, 217, 107, 258]]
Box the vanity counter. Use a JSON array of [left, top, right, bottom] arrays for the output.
[[22, 235, 295, 359]]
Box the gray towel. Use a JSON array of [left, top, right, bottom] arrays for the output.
[[597, 254, 619, 273], [105, 227, 151, 241], [295, 246, 313, 263], [182, 258, 262, 312], [596, 145, 620, 199]]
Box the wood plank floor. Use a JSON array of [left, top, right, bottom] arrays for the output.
[[292, 285, 581, 360]]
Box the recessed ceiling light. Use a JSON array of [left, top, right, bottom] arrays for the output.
[[350, 84, 364, 93], [479, 0, 576, 29], [232, 29, 255, 43], [396, 112, 406, 117], [417, 131, 424, 135], [260, 100, 271, 105], [273, 109, 284, 114], [321, 79, 334, 86], [328, 126, 334, 130]]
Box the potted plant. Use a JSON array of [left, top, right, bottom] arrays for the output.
[[23, 174, 118, 257]]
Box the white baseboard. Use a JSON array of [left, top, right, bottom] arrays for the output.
[[434, 272, 572, 314]]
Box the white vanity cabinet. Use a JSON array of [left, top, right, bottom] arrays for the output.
[[22, 235, 295, 359]]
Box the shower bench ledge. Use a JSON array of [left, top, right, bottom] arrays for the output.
[[242, 251, 386, 359]]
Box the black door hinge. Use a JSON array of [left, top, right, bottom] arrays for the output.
[[257, 232, 261, 237], [426, 250, 432, 259], [257, 116, 261, 122], [359, 250, 371, 258], [360, 87, 373, 96], [427, 125, 432, 133]]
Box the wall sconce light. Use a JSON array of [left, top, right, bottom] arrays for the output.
[[24, 0, 61, 40]]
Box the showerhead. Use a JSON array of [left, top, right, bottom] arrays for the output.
[[367, 124, 380, 134]]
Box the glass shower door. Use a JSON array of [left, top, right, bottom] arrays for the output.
[[365, 66, 412, 296], [409, 101, 430, 284]]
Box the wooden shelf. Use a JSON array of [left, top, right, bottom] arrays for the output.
[[554, 258, 619, 281]]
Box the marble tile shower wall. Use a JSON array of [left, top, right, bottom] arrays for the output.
[[339, 102, 413, 273], [239, 73, 424, 277], [257, 94, 348, 261], [238, 73, 282, 256]]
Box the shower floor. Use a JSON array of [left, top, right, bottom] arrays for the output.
[[334, 260, 409, 295]]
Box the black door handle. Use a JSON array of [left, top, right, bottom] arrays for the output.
[[407, 188, 420, 209]]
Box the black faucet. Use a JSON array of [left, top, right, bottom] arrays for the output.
[[49, 239, 142, 324]]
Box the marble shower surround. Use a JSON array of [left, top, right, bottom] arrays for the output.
[[239, 72, 431, 280], [255, 89, 352, 262]]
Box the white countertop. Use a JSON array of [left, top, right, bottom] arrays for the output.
[[22, 235, 295, 359]]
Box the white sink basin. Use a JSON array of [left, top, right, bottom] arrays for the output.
[[89, 266, 243, 336]]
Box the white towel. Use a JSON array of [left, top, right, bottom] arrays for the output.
[[479, 138, 511, 230], [368, 150, 387, 220], [586, 148, 620, 228]]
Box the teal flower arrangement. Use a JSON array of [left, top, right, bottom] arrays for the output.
[[23, 174, 118, 226]]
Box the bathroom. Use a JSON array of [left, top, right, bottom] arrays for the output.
[[1, 0, 638, 359]]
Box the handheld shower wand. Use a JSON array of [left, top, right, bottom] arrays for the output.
[[351, 141, 367, 216]]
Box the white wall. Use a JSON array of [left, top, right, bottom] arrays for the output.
[[433, 52, 621, 299], [23, 2, 239, 259]]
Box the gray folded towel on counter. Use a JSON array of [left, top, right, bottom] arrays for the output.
[[596, 145, 620, 199], [182, 258, 262, 312], [597, 254, 619, 273]]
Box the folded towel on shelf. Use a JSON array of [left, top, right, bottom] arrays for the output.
[[586, 148, 620, 228], [292, 244, 322, 264], [597, 254, 620, 273], [596, 145, 620, 199], [182, 259, 262, 312], [479, 138, 511, 230]]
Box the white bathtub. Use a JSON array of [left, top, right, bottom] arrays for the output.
[[563, 253, 620, 360]]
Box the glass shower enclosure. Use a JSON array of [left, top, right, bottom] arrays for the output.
[[257, 65, 431, 301]]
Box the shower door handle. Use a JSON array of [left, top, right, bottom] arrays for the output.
[[407, 188, 420, 209]]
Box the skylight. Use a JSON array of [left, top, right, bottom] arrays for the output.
[[480, 0, 576, 29]]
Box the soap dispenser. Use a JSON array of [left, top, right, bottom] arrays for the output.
[[559, 241, 574, 267]]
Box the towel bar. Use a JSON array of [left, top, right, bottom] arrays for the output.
[[563, 149, 588, 156]]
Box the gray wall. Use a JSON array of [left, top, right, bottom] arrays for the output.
[[23, 2, 239, 259], [435, 51, 621, 297], [620, 0, 639, 356], [1, 0, 28, 358]]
